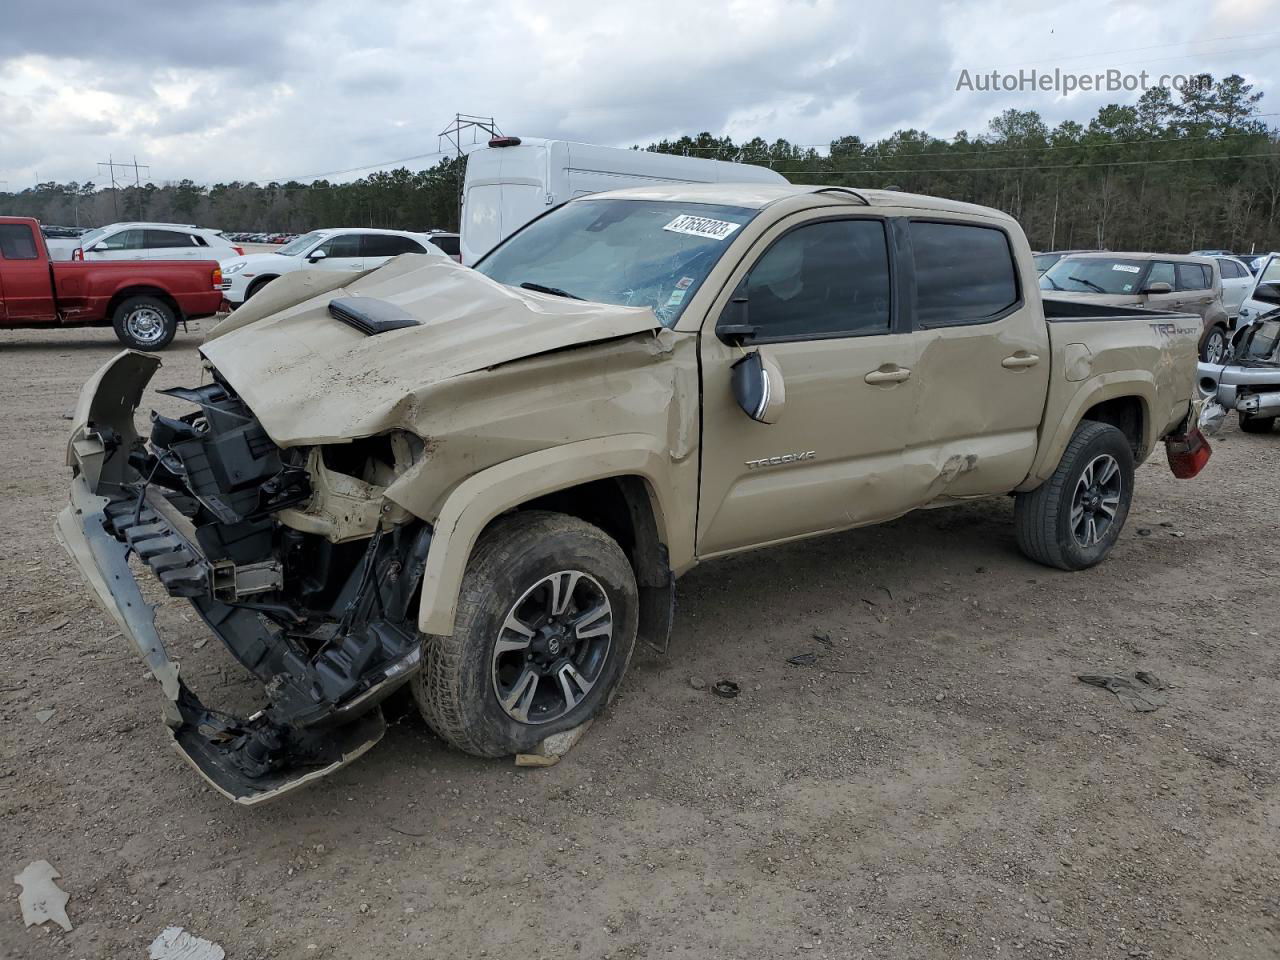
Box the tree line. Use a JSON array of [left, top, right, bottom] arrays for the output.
[[4, 74, 1276, 254]]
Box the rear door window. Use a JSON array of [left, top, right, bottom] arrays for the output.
[[144, 229, 197, 249], [909, 221, 1019, 326], [0, 223, 39, 259], [361, 234, 426, 257], [1176, 263, 1210, 291]]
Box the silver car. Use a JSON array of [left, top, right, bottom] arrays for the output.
[[1198, 315, 1280, 433]]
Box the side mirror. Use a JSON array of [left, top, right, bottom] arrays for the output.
[[716, 276, 755, 344], [730, 350, 785, 424], [1141, 281, 1173, 295], [307, 248, 328, 263]]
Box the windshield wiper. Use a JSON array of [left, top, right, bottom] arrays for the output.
[[1043, 274, 1062, 290], [1068, 275, 1107, 294], [520, 281, 583, 301]]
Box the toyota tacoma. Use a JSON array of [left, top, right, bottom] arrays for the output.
[[57, 184, 1211, 803]]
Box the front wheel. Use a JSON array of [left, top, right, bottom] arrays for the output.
[[1015, 421, 1136, 571], [412, 510, 638, 757], [1200, 325, 1228, 364], [112, 295, 177, 351]]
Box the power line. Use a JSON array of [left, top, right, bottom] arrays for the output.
[[802, 150, 1279, 175]]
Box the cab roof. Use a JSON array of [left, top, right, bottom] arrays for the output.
[[582, 182, 1015, 221]]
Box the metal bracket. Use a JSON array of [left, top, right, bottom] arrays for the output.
[[212, 560, 284, 601]]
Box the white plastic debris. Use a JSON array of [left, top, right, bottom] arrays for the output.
[[149, 926, 225, 960], [14, 860, 72, 932]]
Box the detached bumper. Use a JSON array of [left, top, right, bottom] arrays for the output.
[[54, 352, 388, 805]]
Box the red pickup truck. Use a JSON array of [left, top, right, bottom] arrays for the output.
[[0, 216, 224, 350]]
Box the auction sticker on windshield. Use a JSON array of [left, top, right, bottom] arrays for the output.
[[663, 215, 742, 241], [1112, 264, 1141, 273]]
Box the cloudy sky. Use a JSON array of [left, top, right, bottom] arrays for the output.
[[1, 0, 1277, 188]]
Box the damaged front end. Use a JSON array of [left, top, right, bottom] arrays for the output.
[[56, 351, 430, 804], [1198, 317, 1280, 421]]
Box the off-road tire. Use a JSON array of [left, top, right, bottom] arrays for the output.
[[111, 295, 178, 351], [1239, 412, 1275, 434], [1014, 421, 1135, 571], [412, 510, 638, 757]]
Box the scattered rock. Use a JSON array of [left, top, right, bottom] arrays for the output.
[[14, 860, 72, 932], [935, 693, 946, 702], [1137, 528, 1152, 536], [516, 718, 594, 767], [35, 708, 55, 724], [149, 926, 225, 960], [688, 676, 707, 691]]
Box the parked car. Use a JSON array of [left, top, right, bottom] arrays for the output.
[[56, 184, 1211, 803], [45, 222, 243, 263], [425, 230, 461, 262], [1032, 249, 1097, 274], [460, 135, 787, 265], [1190, 248, 1235, 257], [218, 228, 448, 306], [1214, 255, 1255, 318], [0, 216, 224, 349], [1198, 314, 1280, 433], [1040, 252, 1231, 363], [1245, 254, 1270, 275], [1233, 253, 1280, 328]]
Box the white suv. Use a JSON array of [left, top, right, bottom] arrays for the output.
[[47, 222, 243, 263], [218, 228, 447, 306]]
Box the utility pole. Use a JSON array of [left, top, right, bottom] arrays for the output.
[[438, 113, 501, 227], [97, 155, 150, 220]]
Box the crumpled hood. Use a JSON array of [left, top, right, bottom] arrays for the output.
[[200, 256, 660, 446]]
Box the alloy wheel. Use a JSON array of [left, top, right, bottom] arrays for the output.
[[1070, 453, 1123, 547], [490, 570, 613, 725]]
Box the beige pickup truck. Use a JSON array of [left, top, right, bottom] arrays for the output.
[[57, 184, 1211, 803]]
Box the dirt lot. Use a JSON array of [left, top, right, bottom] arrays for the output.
[[3, 324, 1278, 960]]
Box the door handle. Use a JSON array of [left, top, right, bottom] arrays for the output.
[[1001, 353, 1041, 369], [864, 366, 911, 385]]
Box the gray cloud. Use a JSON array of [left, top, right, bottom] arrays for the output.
[[0, 0, 1275, 188]]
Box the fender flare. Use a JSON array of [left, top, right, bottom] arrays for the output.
[[412, 434, 686, 636], [1021, 372, 1159, 489]]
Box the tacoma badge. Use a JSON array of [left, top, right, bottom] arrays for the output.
[[745, 450, 816, 470]]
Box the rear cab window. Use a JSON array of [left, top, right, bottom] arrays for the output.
[[909, 220, 1019, 325], [0, 223, 39, 259]]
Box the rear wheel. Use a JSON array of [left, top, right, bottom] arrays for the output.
[[1239, 412, 1275, 434], [112, 296, 177, 351], [1015, 421, 1135, 571], [412, 510, 638, 757]]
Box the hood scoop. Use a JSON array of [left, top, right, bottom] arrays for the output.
[[328, 297, 420, 335]]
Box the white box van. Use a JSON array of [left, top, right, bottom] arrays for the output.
[[460, 136, 787, 265]]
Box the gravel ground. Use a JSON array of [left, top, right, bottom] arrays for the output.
[[2, 324, 1278, 960]]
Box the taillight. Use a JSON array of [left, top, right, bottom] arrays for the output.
[[1165, 426, 1212, 479], [71, 247, 83, 261], [212, 267, 223, 289], [488, 136, 522, 147], [232, 246, 245, 256]]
